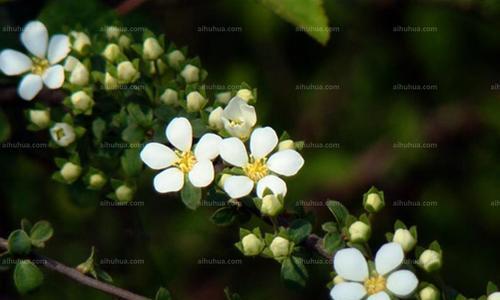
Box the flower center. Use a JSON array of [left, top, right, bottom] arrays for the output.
[[364, 275, 386, 295], [54, 128, 66, 140], [228, 119, 243, 127], [175, 151, 197, 173], [31, 57, 49, 75], [243, 157, 268, 182]]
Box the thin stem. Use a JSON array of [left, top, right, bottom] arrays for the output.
[[0, 238, 151, 300]]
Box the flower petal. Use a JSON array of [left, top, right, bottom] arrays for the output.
[[188, 160, 214, 187], [250, 127, 278, 159], [386, 270, 419, 298], [330, 282, 367, 300], [375, 242, 404, 275], [267, 149, 304, 176], [18, 74, 43, 101], [256, 175, 287, 198], [153, 167, 184, 193], [222, 96, 245, 119], [42, 64, 64, 89], [166, 117, 192, 151], [333, 248, 369, 282], [488, 292, 500, 300], [21, 21, 48, 58], [194, 133, 222, 161], [140, 142, 177, 170], [47, 34, 70, 64], [220, 137, 248, 167], [367, 292, 390, 300], [223, 175, 254, 199], [0, 50, 32, 75]]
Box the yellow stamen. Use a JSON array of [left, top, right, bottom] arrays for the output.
[[364, 275, 386, 295], [228, 119, 243, 127], [243, 157, 268, 182], [175, 151, 197, 173], [31, 57, 49, 75]]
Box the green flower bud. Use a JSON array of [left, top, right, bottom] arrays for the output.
[[104, 72, 119, 90], [215, 91, 231, 104], [106, 26, 120, 39], [364, 192, 384, 213], [60, 162, 82, 183], [348, 221, 371, 243], [115, 185, 133, 202], [117, 61, 139, 83], [269, 236, 291, 259], [69, 63, 89, 86], [167, 50, 185, 68], [186, 91, 207, 112], [236, 88, 253, 102], [208, 107, 224, 130], [50, 122, 75, 147], [118, 35, 131, 49], [418, 249, 442, 272], [160, 88, 178, 106], [393, 229, 416, 252], [102, 43, 121, 62], [180, 64, 199, 83], [70, 31, 91, 54], [241, 233, 264, 256], [260, 194, 283, 217], [488, 292, 500, 300], [29, 109, 50, 129], [419, 285, 440, 300], [89, 173, 106, 190], [71, 91, 94, 112], [143, 37, 164, 60], [278, 139, 295, 151]]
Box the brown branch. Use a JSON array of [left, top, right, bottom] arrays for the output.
[[115, 0, 148, 15], [0, 237, 151, 300]]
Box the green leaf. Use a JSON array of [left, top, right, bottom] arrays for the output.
[[211, 207, 238, 226], [321, 222, 338, 233], [155, 287, 172, 300], [121, 148, 143, 177], [487, 281, 498, 294], [0, 108, 11, 142], [181, 179, 201, 210], [20, 219, 32, 233], [259, 0, 330, 45], [8, 230, 32, 255], [288, 219, 312, 244], [14, 260, 44, 294], [122, 123, 145, 143], [325, 200, 349, 226], [96, 268, 113, 283], [323, 232, 344, 254], [92, 118, 106, 143], [30, 221, 54, 248], [281, 256, 308, 289]]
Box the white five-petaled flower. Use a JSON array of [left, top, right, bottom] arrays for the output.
[[331, 243, 419, 300], [221, 96, 257, 140], [219, 126, 304, 199], [140, 117, 222, 193], [0, 21, 70, 100]]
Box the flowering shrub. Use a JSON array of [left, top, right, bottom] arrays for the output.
[[0, 20, 499, 300]]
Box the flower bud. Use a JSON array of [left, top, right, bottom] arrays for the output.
[[488, 292, 500, 300], [50, 122, 75, 147], [60, 162, 81, 183], [143, 37, 164, 60], [102, 43, 121, 62], [419, 285, 440, 300], [69, 63, 89, 86], [418, 249, 442, 272], [241, 234, 264, 256], [278, 139, 295, 151], [364, 192, 384, 213], [186, 91, 207, 112], [236, 88, 253, 102], [71, 91, 94, 112], [208, 107, 224, 130], [348, 221, 371, 243], [167, 50, 185, 68], [89, 174, 106, 190], [29, 109, 50, 129], [393, 229, 416, 252], [70, 31, 91, 54], [64, 56, 79, 72], [104, 72, 119, 90], [106, 26, 120, 39], [260, 194, 283, 217], [333, 275, 345, 285], [269, 236, 291, 259], [215, 91, 231, 104], [160, 88, 178, 106], [218, 174, 230, 189], [115, 185, 133, 202], [180, 64, 199, 83], [118, 35, 131, 49], [117, 61, 139, 83]]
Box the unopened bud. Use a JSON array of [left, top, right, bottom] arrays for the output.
[[102, 43, 121, 62], [180, 64, 199, 83], [89, 174, 106, 190], [104, 72, 119, 90], [117, 61, 139, 83], [269, 236, 291, 259], [236, 89, 253, 102], [419, 285, 440, 300], [60, 162, 81, 183], [393, 229, 416, 252], [418, 250, 442, 272], [208, 107, 224, 130], [348, 221, 371, 243], [29, 109, 50, 129], [71, 91, 94, 112], [106, 26, 120, 39], [160, 88, 178, 106], [115, 185, 133, 203], [278, 140, 295, 151], [364, 192, 384, 213], [118, 35, 131, 49], [143, 37, 164, 60], [70, 31, 91, 54], [167, 50, 185, 68], [216, 92, 232, 104], [241, 234, 264, 256], [69, 63, 89, 86], [50, 122, 75, 147], [186, 91, 207, 112], [260, 194, 283, 217]]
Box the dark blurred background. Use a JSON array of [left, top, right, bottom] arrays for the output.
[[1, 0, 500, 299]]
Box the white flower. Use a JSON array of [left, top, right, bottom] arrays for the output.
[[0, 21, 70, 100], [140, 117, 222, 193], [489, 292, 500, 300], [50, 122, 75, 147], [331, 243, 419, 300], [221, 96, 257, 140], [219, 126, 304, 199]]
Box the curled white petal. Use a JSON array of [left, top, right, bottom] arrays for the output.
[[153, 167, 184, 193], [223, 175, 254, 199], [18, 74, 43, 101], [194, 133, 222, 161], [375, 242, 404, 276], [333, 248, 369, 282], [188, 160, 214, 187], [140, 143, 177, 170], [0, 50, 32, 75], [166, 117, 192, 151], [250, 127, 278, 159], [220, 137, 248, 167], [256, 175, 287, 198], [267, 149, 304, 176], [21, 21, 48, 58]]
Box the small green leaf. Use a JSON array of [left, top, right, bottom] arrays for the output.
[[8, 230, 32, 255], [288, 219, 312, 244], [121, 148, 143, 177], [30, 221, 54, 248], [155, 287, 172, 300], [122, 123, 145, 143], [14, 260, 44, 294], [92, 118, 106, 142], [325, 200, 349, 226], [323, 232, 344, 254], [211, 207, 238, 226], [181, 179, 201, 210], [96, 268, 113, 283], [487, 281, 498, 294], [281, 256, 308, 289], [20, 219, 32, 233]]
